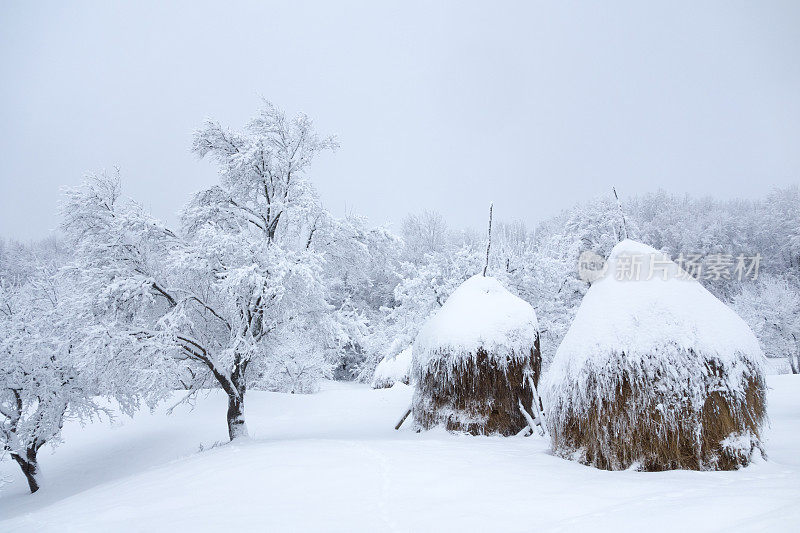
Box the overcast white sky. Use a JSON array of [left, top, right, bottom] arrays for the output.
[[1, 1, 799, 240]]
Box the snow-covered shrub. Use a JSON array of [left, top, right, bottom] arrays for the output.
[[411, 275, 541, 435], [371, 347, 413, 389], [542, 240, 767, 471], [260, 350, 332, 394]]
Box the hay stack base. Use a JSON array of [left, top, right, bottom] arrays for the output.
[[414, 347, 540, 436], [550, 350, 765, 471]]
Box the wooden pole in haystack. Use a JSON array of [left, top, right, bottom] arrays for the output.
[[483, 202, 493, 277], [612, 187, 629, 241]]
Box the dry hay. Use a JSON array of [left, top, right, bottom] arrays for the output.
[[412, 339, 541, 436], [547, 350, 767, 471]]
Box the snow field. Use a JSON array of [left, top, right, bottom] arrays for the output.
[[1, 376, 798, 532]]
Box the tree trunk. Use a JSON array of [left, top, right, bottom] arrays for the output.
[[226, 393, 248, 440], [11, 447, 40, 493], [225, 355, 249, 440]]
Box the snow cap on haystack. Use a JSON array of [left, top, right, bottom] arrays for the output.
[[412, 274, 538, 373], [542, 239, 767, 471], [412, 274, 541, 435]]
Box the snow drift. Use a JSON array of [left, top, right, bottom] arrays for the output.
[[542, 240, 767, 471], [411, 275, 541, 435]]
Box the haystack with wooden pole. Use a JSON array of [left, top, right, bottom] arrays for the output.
[[542, 239, 767, 471], [410, 274, 542, 435]]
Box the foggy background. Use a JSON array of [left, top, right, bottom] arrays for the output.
[[1, 0, 799, 240]]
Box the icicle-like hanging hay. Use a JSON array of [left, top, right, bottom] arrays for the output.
[[411, 275, 541, 436], [548, 349, 765, 470], [413, 344, 541, 435], [543, 240, 768, 471]]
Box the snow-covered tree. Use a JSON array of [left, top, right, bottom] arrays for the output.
[[401, 210, 450, 264], [308, 213, 402, 380], [1, 258, 68, 492], [63, 102, 342, 441], [760, 186, 800, 273], [364, 236, 482, 380], [564, 195, 638, 260], [733, 274, 800, 373], [0, 243, 131, 493], [509, 232, 585, 366]]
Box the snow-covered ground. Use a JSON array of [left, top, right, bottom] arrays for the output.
[[1, 376, 798, 532]]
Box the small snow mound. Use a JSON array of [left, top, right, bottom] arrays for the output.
[[372, 347, 413, 389], [413, 275, 538, 371]]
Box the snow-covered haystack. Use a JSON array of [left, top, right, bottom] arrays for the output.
[[411, 275, 541, 435], [372, 347, 413, 389], [542, 240, 767, 471]]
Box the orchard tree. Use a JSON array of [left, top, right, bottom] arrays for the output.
[[0, 263, 69, 493], [0, 247, 125, 493], [64, 102, 342, 441]]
